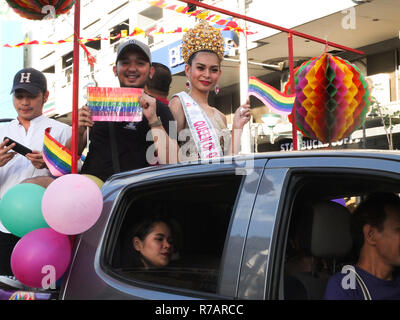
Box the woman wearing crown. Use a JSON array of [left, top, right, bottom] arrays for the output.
[[169, 21, 251, 162]]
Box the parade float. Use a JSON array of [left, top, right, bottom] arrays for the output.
[[0, 0, 370, 299]]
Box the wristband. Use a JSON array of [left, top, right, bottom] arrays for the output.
[[148, 116, 162, 128]]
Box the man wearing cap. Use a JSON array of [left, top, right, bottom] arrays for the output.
[[0, 68, 71, 276], [67, 39, 177, 182], [0, 68, 71, 198]]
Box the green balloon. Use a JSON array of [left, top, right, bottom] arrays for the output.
[[0, 183, 49, 237]]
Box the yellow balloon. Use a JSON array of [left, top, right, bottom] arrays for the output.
[[82, 174, 104, 189]]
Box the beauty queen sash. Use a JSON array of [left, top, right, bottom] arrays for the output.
[[174, 92, 223, 160]]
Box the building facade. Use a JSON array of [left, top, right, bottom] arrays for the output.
[[0, 3, 24, 119], [23, 0, 400, 151]]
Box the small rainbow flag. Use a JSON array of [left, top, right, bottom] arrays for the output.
[[248, 76, 295, 115], [43, 128, 78, 177], [87, 87, 143, 122]]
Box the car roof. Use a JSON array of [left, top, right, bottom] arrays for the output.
[[0, 118, 13, 123], [252, 149, 400, 161], [104, 149, 400, 182]]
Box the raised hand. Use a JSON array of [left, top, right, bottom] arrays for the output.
[[139, 92, 158, 124], [233, 99, 251, 129], [78, 105, 93, 135]]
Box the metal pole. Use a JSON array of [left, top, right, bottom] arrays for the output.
[[224, 57, 284, 70], [288, 32, 298, 151], [238, 0, 251, 154], [71, 0, 80, 173], [395, 49, 399, 101], [177, 0, 364, 55]]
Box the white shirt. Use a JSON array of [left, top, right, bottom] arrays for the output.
[[0, 115, 71, 232]]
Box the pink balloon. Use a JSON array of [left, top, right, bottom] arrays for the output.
[[42, 174, 103, 235], [11, 228, 71, 288]]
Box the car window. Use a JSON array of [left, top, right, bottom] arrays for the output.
[[276, 170, 400, 300], [102, 173, 243, 297]]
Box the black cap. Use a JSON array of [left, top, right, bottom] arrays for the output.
[[10, 68, 47, 96], [116, 39, 151, 64]]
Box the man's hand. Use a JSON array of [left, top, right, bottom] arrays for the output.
[[139, 92, 158, 124], [0, 139, 17, 167], [26, 151, 47, 169], [65, 105, 92, 154], [78, 105, 93, 135]]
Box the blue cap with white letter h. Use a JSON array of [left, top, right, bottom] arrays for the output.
[[10, 68, 47, 96]]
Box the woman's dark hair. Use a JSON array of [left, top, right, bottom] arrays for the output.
[[187, 50, 222, 66], [132, 214, 173, 241], [351, 192, 400, 256], [130, 214, 176, 268]]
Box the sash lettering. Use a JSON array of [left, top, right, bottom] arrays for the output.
[[173, 92, 223, 160]]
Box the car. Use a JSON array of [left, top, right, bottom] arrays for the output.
[[0, 118, 13, 133], [0, 118, 13, 125], [59, 150, 400, 300]]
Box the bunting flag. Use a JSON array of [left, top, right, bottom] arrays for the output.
[[79, 41, 96, 67], [0, 27, 191, 49], [144, 0, 254, 34], [248, 76, 295, 115], [87, 87, 143, 122], [1, 1, 255, 49], [43, 128, 78, 177]]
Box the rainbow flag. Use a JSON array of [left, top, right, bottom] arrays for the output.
[[43, 128, 77, 177], [248, 76, 295, 115], [87, 87, 143, 122]]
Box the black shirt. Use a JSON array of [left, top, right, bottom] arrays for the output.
[[81, 100, 175, 181]]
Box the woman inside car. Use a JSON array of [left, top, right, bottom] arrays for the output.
[[131, 215, 175, 269]]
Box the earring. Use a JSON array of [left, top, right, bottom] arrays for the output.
[[186, 80, 191, 91], [215, 84, 220, 95]]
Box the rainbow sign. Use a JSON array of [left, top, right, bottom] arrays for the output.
[[43, 128, 78, 177], [87, 87, 143, 122], [248, 76, 295, 115]]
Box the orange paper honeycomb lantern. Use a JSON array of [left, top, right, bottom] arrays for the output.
[[285, 53, 371, 143]]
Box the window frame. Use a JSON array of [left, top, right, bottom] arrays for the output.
[[266, 166, 400, 300], [99, 171, 245, 299]]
